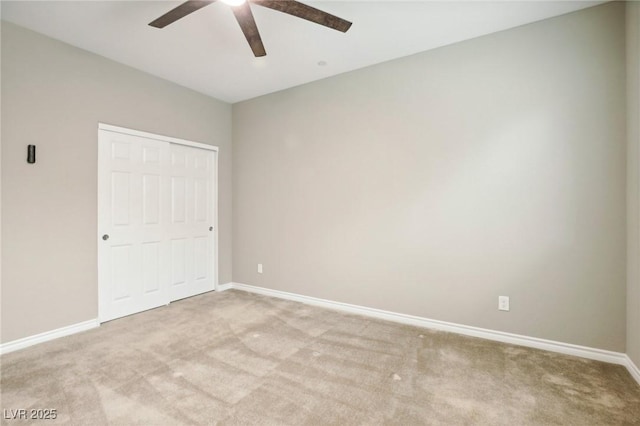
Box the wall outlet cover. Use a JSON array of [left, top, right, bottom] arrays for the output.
[[498, 296, 510, 311]]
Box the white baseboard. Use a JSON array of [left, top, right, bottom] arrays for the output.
[[217, 282, 233, 292], [1, 283, 232, 355], [624, 355, 640, 384], [0, 319, 100, 356], [229, 282, 639, 385], [2, 285, 638, 387]]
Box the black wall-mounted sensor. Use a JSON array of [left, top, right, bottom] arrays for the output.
[[27, 145, 36, 164]]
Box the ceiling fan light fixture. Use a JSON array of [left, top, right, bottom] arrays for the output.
[[221, 0, 247, 6], [149, 0, 353, 57]]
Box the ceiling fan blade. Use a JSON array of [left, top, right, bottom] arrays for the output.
[[149, 1, 215, 28], [252, 0, 352, 33], [231, 2, 267, 57]]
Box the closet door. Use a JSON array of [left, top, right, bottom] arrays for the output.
[[168, 144, 215, 301], [98, 130, 171, 322], [98, 125, 217, 322]]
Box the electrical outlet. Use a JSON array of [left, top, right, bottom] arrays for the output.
[[257, 263, 263, 274], [498, 296, 510, 311]]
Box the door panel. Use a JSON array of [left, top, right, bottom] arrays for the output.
[[168, 144, 214, 301], [171, 238, 187, 286], [99, 130, 170, 322], [112, 244, 133, 301], [112, 141, 131, 160], [171, 149, 186, 167], [194, 178, 208, 222], [143, 174, 161, 225], [111, 172, 131, 226], [194, 237, 208, 280], [143, 145, 161, 164], [171, 176, 187, 223], [142, 242, 161, 294]]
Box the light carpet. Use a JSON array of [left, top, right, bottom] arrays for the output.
[[1, 289, 639, 425]]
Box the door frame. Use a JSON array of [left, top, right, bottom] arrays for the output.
[[97, 123, 220, 322]]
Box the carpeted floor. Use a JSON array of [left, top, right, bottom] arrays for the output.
[[1, 289, 639, 425]]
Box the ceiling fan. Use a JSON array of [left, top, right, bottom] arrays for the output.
[[149, 0, 352, 57]]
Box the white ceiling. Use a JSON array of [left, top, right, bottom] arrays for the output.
[[1, 1, 605, 103]]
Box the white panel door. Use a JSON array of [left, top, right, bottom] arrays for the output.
[[168, 144, 215, 301], [98, 130, 171, 322], [99, 125, 218, 322]]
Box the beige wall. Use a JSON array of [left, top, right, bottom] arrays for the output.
[[627, 1, 640, 367], [233, 3, 627, 351], [2, 3, 632, 356], [1, 22, 232, 343]]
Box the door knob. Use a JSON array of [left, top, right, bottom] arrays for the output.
[[209, 226, 213, 231], [102, 234, 109, 241]]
